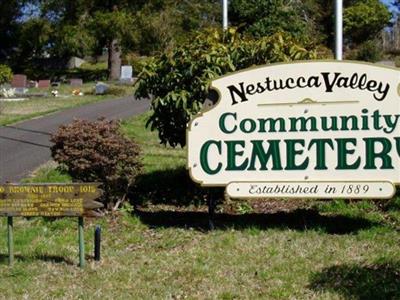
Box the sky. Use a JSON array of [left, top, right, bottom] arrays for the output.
[[381, 0, 396, 11]]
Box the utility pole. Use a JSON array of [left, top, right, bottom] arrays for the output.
[[335, 0, 343, 60], [222, 0, 228, 31]]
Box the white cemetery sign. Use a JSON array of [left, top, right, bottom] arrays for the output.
[[187, 61, 400, 199]]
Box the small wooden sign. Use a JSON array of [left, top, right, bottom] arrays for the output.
[[0, 183, 103, 267], [0, 183, 103, 217]]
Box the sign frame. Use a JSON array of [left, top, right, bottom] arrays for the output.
[[186, 60, 400, 198], [0, 183, 103, 268]]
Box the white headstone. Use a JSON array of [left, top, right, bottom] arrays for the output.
[[120, 65, 133, 80], [67, 57, 86, 69]]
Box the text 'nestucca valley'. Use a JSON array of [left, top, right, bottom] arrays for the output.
[[227, 72, 391, 105]]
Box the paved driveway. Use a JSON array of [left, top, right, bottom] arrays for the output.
[[0, 96, 150, 182]]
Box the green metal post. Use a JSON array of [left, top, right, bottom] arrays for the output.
[[7, 217, 14, 265], [78, 217, 85, 268]]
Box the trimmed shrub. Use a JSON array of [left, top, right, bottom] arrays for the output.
[[0, 64, 13, 84], [134, 28, 318, 147], [50, 118, 142, 210]]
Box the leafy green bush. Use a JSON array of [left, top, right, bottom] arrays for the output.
[[316, 46, 334, 59], [51, 118, 142, 210], [0, 64, 13, 84], [229, 0, 309, 40], [395, 57, 400, 68], [344, 0, 391, 45], [134, 28, 317, 147], [124, 53, 153, 75], [347, 40, 383, 62]]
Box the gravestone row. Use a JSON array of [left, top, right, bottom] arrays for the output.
[[10, 75, 84, 89], [6, 65, 135, 95]]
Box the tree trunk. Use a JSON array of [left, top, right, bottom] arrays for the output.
[[108, 38, 121, 81]]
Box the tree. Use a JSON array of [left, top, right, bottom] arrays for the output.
[[230, 0, 391, 50], [28, 0, 219, 79], [0, 0, 25, 62], [57, 1, 135, 80], [2, 0, 221, 77], [52, 24, 95, 59], [17, 17, 53, 60], [344, 0, 391, 45], [35, 0, 146, 80], [229, 0, 310, 40], [89, 10, 136, 80], [134, 29, 317, 147], [134, 0, 220, 55]]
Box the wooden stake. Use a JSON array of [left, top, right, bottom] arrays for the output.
[[7, 217, 14, 265], [78, 217, 85, 268], [94, 225, 101, 261], [208, 194, 215, 231]]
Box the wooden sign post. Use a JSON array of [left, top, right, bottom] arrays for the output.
[[0, 183, 103, 267]]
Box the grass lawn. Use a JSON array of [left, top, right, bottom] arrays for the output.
[[1, 113, 400, 299], [0, 82, 133, 125]]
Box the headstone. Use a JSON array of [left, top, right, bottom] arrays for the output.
[[67, 56, 86, 69], [120, 65, 133, 84], [95, 82, 109, 95], [38, 80, 51, 89], [51, 82, 61, 88], [14, 88, 28, 95], [11, 74, 27, 88], [27, 81, 38, 88], [70, 78, 83, 87]]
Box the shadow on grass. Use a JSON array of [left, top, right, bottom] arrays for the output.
[[134, 209, 380, 234], [131, 168, 382, 234], [130, 166, 221, 207], [309, 261, 400, 299], [0, 254, 74, 265]]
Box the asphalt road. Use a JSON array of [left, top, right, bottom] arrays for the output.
[[0, 96, 150, 182]]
